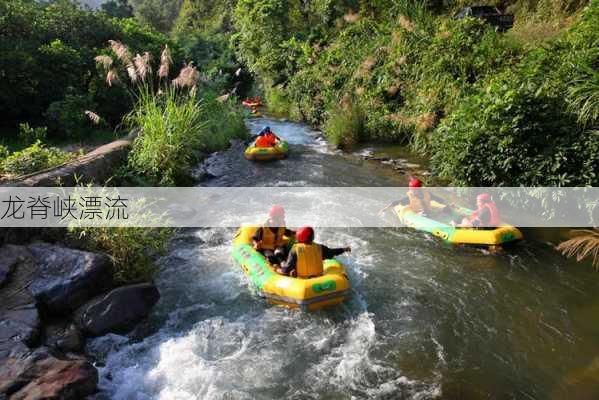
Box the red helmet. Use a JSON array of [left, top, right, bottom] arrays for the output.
[[296, 226, 314, 244], [477, 193, 492, 203], [268, 205, 285, 218], [409, 177, 422, 188]]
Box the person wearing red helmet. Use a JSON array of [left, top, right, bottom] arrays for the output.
[[277, 226, 351, 278], [252, 205, 295, 266], [456, 193, 501, 228], [380, 177, 445, 215]]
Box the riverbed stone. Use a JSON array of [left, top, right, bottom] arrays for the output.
[[75, 283, 160, 336], [28, 243, 113, 315], [0, 305, 40, 355], [43, 322, 84, 354], [0, 346, 97, 400]]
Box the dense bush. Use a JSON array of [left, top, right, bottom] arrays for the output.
[[45, 94, 98, 138], [1, 141, 76, 176], [229, 0, 595, 185], [18, 123, 47, 145], [200, 92, 249, 150], [431, 1, 599, 186], [69, 225, 174, 283], [431, 76, 596, 186], [0, 145, 9, 162], [125, 88, 204, 186], [0, 0, 180, 136]]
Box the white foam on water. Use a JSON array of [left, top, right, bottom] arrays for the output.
[[90, 217, 442, 400]]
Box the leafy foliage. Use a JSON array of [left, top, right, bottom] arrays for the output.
[[1, 141, 76, 176], [0, 145, 9, 162], [101, 0, 134, 19], [129, 0, 184, 33], [18, 123, 47, 145], [230, 0, 596, 186], [45, 94, 98, 138], [0, 0, 179, 136]]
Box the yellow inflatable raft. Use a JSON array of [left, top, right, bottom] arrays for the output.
[[231, 226, 351, 311], [244, 140, 289, 161], [394, 201, 523, 249]]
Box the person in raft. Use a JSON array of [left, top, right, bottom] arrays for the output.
[[454, 193, 500, 228], [252, 126, 281, 148], [252, 205, 295, 266], [380, 177, 448, 216], [276, 226, 351, 278]]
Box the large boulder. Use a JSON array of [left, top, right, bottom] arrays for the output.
[[75, 283, 160, 336], [28, 243, 113, 314], [0, 251, 18, 288], [0, 346, 97, 400], [0, 246, 41, 359]]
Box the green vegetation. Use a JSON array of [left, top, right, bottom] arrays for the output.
[[126, 87, 206, 186], [67, 184, 175, 284], [230, 0, 597, 186], [0, 0, 180, 139], [69, 225, 174, 283], [93, 39, 248, 186], [69, 223, 174, 284], [126, 90, 247, 185], [2, 0, 247, 182], [1, 141, 77, 177], [18, 123, 47, 145]]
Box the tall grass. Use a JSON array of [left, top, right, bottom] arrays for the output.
[[324, 101, 366, 148], [567, 58, 599, 127], [200, 92, 249, 151], [67, 185, 174, 284], [96, 40, 247, 186], [125, 87, 206, 186]]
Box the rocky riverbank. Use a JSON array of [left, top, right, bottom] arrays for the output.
[[0, 242, 160, 399], [0, 133, 162, 399]]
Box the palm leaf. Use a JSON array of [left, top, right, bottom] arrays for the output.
[[557, 229, 599, 269]]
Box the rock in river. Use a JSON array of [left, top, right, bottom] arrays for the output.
[[28, 243, 113, 314], [0, 346, 97, 400], [75, 283, 160, 337]]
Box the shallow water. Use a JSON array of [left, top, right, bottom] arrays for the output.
[[89, 118, 599, 400]]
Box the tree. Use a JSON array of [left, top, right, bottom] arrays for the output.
[[101, 0, 133, 18], [129, 0, 183, 33]]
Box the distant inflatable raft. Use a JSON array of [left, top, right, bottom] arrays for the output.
[[231, 226, 351, 311], [244, 140, 289, 161], [394, 201, 523, 249]]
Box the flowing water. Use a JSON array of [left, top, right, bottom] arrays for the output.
[[89, 118, 599, 400]]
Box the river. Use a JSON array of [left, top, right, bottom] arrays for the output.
[[88, 118, 599, 400]]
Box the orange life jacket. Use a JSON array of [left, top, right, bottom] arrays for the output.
[[255, 133, 277, 148], [470, 202, 500, 227], [293, 243, 323, 279], [407, 190, 432, 214], [259, 226, 287, 250]]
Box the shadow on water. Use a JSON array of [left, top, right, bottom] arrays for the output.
[[88, 118, 599, 400]]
